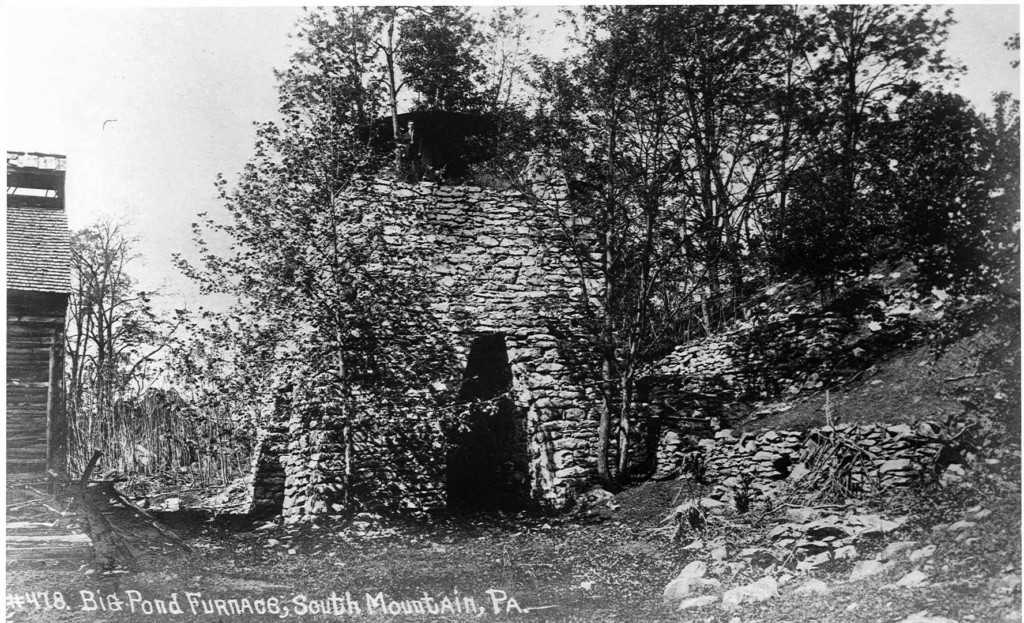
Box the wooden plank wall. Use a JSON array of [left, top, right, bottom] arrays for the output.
[[7, 311, 64, 474]]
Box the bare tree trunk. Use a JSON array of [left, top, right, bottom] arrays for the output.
[[383, 10, 402, 172], [596, 350, 617, 488], [339, 348, 352, 509], [616, 367, 634, 479], [596, 136, 620, 489]]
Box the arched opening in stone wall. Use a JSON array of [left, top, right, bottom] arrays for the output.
[[250, 450, 285, 517], [446, 334, 529, 511]]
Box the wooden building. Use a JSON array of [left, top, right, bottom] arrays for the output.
[[6, 151, 71, 478]]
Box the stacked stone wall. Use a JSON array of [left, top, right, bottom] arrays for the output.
[[282, 411, 348, 519], [644, 278, 934, 475], [645, 335, 745, 426], [252, 176, 604, 519], [644, 334, 747, 477], [375, 178, 601, 509], [674, 422, 952, 500], [248, 424, 288, 516]]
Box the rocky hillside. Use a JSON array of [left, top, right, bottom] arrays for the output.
[[634, 261, 1021, 622], [645, 261, 1018, 476]]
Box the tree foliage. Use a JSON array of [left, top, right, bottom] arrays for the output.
[[397, 6, 486, 112], [173, 6, 1016, 505], [772, 5, 960, 288], [881, 92, 999, 290], [175, 8, 464, 512], [516, 5, 998, 483], [524, 6, 806, 483]]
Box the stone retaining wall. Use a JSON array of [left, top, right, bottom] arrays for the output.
[[669, 421, 953, 499], [643, 334, 747, 478], [644, 277, 935, 479]]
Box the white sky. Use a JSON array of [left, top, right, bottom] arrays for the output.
[[4, 4, 1021, 314]]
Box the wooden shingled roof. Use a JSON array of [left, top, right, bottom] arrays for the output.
[[7, 152, 71, 294], [7, 204, 71, 294]]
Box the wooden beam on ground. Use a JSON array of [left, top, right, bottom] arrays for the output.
[[73, 451, 137, 569], [106, 486, 192, 552], [7, 525, 94, 563], [6, 545, 94, 561]]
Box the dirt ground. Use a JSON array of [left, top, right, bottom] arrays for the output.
[[6, 455, 1021, 623]]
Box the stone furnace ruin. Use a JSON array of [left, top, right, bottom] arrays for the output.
[[248, 156, 610, 520]]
